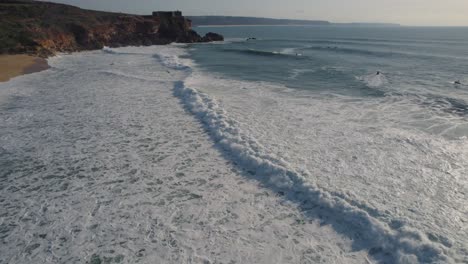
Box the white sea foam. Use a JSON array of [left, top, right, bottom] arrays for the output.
[[2, 46, 374, 264], [279, 47, 299, 55], [154, 49, 191, 70], [288, 68, 316, 79], [172, 81, 451, 264], [154, 47, 463, 263], [102, 46, 118, 54], [2, 44, 466, 263], [357, 72, 388, 87]]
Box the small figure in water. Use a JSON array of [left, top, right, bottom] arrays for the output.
[[454, 80, 461, 85], [376, 71, 381, 75]]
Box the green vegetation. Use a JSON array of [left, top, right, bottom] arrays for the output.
[[0, 0, 129, 55], [0, 0, 216, 56]]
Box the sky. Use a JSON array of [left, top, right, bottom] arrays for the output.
[[45, 0, 468, 26]]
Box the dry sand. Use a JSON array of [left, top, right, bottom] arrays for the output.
[[0, 55, 49, 82]]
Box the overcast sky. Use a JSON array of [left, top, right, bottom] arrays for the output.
[[45, 0, 468, 26]]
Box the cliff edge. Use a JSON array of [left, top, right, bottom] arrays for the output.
[[0, 0, 223, 57]]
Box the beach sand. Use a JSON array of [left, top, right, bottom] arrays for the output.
[[0, 55, 49, 82]]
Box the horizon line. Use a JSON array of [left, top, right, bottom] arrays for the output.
[[35, 1, 468, 27], [188, 15, 468, 27]]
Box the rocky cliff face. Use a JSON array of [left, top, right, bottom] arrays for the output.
[[0, 0, 223, 57]]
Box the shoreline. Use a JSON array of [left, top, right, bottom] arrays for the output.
[[0, 55, 50, 83]]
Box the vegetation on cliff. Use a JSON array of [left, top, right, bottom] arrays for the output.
[[0, 0, 223, 57]]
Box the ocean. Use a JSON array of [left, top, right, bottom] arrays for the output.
[[186, 26, 468, 262], [193, 25, 468, 257], [1, 26, 467, 263]]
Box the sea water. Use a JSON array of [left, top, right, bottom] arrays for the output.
[[1, 45, 375, 264], [183, 26, 468, 262], [1, 25, 467, 263]]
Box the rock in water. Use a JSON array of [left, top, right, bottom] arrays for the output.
[[202, 32, 225, 42]]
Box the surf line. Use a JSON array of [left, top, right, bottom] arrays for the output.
[[157, 49, 452, 263]]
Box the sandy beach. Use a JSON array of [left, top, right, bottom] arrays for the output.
[[0, 55, 49, 82]]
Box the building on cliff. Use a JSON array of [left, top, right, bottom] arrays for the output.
[[152, 11, 183, 18], [151, 11, 192, 28]]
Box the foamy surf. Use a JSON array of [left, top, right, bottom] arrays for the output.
[[2, 46, 376, 264], [357, 72, 389, 88], [2, 40, 467, 263], [155, 46, 458, 263]]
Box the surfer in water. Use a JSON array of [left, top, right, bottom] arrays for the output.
[[376, 71, 381, 75], [454, 80, 461, 85]]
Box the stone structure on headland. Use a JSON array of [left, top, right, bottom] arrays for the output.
[[150, 11, 193, 33], [153, 11, 183, 17]]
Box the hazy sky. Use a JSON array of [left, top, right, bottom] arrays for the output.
[[46, 0, 468, 26]]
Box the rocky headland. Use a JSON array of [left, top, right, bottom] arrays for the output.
[[0, 0, 223, 57]]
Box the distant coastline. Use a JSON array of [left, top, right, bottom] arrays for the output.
[[188, 16, 330, 26], [189, 16, 400, 27], [195, 24, 401, 28]]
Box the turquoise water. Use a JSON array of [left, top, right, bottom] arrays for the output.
[[192, 26, 468, 111]]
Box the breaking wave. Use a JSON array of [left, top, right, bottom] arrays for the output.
[[302, 45, 467, 61], [153, 53, 191, 70], [223, 48, 305, 58], [102, 46, 118, 54], [154, 48, 454, 263], [357, 72, 389, 88]]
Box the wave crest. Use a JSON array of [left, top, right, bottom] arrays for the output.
[[154, 47, 453, 263], [357, 72, 389, 88], [224, 48, 304, 58], [173, 79, 450, 264]]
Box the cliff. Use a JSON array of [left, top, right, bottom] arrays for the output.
[[0, 0, 223, 57]]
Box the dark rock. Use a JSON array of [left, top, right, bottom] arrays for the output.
[[0, 1, 224, 57], [202, 32, 224, 42]]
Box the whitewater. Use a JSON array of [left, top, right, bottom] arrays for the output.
[[1, 39, 467, 263], [0, 45, 372, 264]]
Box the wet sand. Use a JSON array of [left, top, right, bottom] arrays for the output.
[[0, 55, 49, 82]]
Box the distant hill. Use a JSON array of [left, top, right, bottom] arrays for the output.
[[188, 16, 331, 26], [188, 16, 400, 27], [334, 23, 401, 27]]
